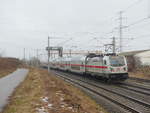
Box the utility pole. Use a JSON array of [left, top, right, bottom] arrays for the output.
[[69, 49, 72, 57], [119, 11, 123, 53], [112, 37, 116, 53], [48, 36, 50, 73], [36, 49, 39, 67], [23, 48, 26, 63], [29, 53, 31, 66], [148, 0, 150, 18]]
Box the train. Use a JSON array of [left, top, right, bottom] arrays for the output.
[[49, 53, 129, 82]]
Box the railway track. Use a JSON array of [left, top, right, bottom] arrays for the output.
[[52, 70, 150, 113], [127, 78, 150, 90], [57, 70, 150, 96], [117, 84, 150, 96]]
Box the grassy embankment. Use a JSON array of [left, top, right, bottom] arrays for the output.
[[3, 68, 107, 113], [129, 66, 150, 79], [0, 58, 21, 78]]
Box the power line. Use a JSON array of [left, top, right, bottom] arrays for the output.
[[56, 38, 73, 46], [122, 0, 144, 13], [102, 0, 146, 52], [124, 17, 150, 28], [134, 34, 150, 39], [44, 0, 147, 54], [119, 11, 123, 53], [110, 16, 150, 52], [100, 0, 145, 37]]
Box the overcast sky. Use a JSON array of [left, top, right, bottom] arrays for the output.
[[0, 0, 150, 60]]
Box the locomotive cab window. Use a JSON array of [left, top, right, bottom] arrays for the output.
[[91, 57, 99, 62], [109, 56, 125, 67], [104, 60, 107, 65]]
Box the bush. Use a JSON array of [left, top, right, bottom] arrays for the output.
[[135, 65, 150, 77]]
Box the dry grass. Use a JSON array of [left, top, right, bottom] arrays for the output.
[[2, 68, 44, 113], [0, 58, 21, 78], [129, 66, 150, 79], [3, 68, 107, 113], [0, 69, 17, 78]]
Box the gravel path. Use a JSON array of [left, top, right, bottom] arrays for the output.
[[0, 68, 29, 112]]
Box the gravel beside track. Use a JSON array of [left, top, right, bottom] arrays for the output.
[[127, 78, 150, 89], [129, 77, 150, 83]]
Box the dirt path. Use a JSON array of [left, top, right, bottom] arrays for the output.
[[0, 69, 29, 112]]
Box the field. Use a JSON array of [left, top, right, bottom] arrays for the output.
[[0, 58, 21, 78], [129, 66, 150, 80]]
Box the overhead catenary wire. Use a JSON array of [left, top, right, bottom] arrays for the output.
[[56, 38, 73, 46], [122, 0, 144, 13], [109, 0, 149, 52], [123, 17, 150, 29], [133, 34, 150, 39], [46, 0, 148, 54]]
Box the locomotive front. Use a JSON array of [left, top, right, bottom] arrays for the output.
[[106, 55, 128, 81]]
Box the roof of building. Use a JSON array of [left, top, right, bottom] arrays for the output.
[[119, 50, 150, 56]]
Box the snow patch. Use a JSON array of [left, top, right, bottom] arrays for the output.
[[60, 97, 64, 101], [41, 97, 49, 103], [36, 107, 48, 113], [48, 103, 53, 109]]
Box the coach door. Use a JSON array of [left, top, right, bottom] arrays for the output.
[[99, 57, 103, 73], [92, 57, 100, 73], [102, 58, 107, 74]]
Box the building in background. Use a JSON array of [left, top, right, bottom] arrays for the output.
[[120, 50, 150, 71]]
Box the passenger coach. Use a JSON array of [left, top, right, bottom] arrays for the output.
[[50, 53, 128, 81]]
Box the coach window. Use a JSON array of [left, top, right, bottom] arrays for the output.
[[104, 60, 107, 65]]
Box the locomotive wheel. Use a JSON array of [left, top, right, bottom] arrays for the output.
[[107, 79, 111, 84], [104, 77, 111, 84]]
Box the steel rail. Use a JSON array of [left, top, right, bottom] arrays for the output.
[[117, 85, 150, 96], [122, 82, 150, 91]]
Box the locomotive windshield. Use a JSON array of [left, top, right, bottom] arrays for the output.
[[109, 56, 125, 67]]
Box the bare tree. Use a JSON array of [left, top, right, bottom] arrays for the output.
[[134, 56, 142, 68], [28, 57, 40, 67]]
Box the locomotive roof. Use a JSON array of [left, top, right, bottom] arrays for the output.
[[86, 53, 117, 58], [70, 55, 87, 61], [50, 56, 72, 62], [50, 53, 122, 62]]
